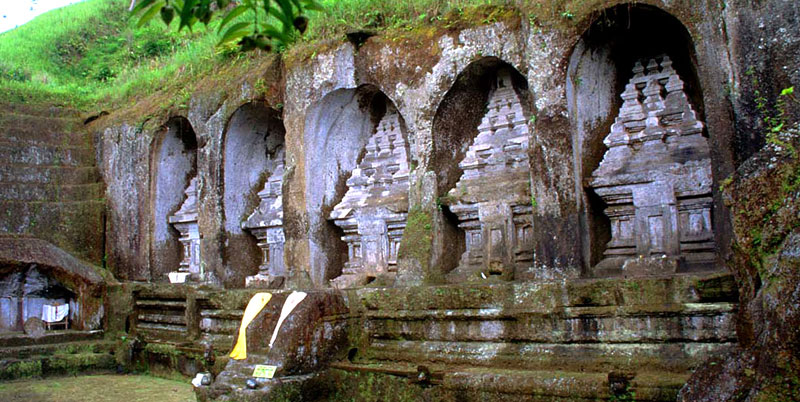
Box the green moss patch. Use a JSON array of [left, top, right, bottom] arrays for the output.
[[0, 374, 194, 402], [397, 206, 433, 279]]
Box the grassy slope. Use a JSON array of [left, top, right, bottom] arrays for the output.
[[0, 0, 580, 113], [0, 0, 223, 108]]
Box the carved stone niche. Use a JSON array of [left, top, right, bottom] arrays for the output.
[[168, 176, 202, 283], [443, 69, 533, 282], [329, 108, 410, 288], [589, 55, 715, 276], [242, 149, 285, 288]]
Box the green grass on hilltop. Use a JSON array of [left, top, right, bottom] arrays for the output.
[[0, 0, 223, 108], [0, 0, 556, 113]]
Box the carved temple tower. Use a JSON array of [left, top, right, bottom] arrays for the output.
[[589, 55, 715, 275], [168, 176, 202, 282], [329, 109, 410, 288], [444, 69, 533, 282], [242, 150, 286, 288]]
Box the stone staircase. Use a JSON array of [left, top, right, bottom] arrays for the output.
[[0, 104, 104, 264], [329, 272, 738, 401], [131, 284, 246, 351], [0, 330, 116, 380]]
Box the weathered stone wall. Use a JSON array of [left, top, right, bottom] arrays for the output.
[[69, 0, 800, 399], [90, 7, 799, 399], [93, 0, 800, 289], [0, 104, 104, 265]]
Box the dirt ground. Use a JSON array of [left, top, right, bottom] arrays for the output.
[[0, 374, 195, 402]]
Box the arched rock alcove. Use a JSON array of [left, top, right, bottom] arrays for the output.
[[150, 117, 198, 282], [568, 4, 719, 276], [303, 86, 402, 286], [432, 57, 535, 281], [221, 102, 285, 288]]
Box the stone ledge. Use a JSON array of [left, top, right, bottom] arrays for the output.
[[0, 182, 103, 202], [0, 164, 100, 185], [0, 237, 105, 286]]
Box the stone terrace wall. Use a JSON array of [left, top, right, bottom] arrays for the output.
[[0, 104, 104, 264]]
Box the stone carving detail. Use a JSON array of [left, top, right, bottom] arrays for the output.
[[329, 109, 410, 288], [589, 55, 715, 275], [168, 176, 201, 282], [242, 151, 285, 288], [444, 70, 533, 282]]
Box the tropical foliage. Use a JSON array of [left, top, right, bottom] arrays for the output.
[[131, 0, 322, 51]]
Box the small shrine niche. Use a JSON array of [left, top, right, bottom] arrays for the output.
[[151, 117, 198, 283], [328, 108, 410, 288], [442, 69, 533, 282], [589, 55, 715, 275], [220, 103, 285, 288], [305, 87, 401, 286], [241, 148, 286, 288], [167, 176, 201, 283], [0, 266, 75, 332]]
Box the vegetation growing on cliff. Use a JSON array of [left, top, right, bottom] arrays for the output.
[[0, 0, 592, 112]]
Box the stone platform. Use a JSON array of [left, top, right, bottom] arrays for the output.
[[191, 271, 736, 401], [0, 330, 116, 380]]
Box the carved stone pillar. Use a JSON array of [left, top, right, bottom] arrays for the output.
[[589, 56, 715, 276], [329, 109, 410, 288], [443, 69, 533, 282], [242, 154, 285, 288], [168, 176, 202, 283]]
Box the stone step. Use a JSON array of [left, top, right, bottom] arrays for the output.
[[0, 164, 100, 185], [0, 351, 116, 380], [0, 200, 105, 264], [0, 200, 105, 234], [354, 273, 738, 313], [0, 141, 95, 167], [366, 302, 737, 344], [199, 308, 242, 351], [198, 371, 319, 402], [328, 362, 688, 401], [0, 330, 105, 348], [135, 325, 190, 344], [0, 104, 82, 119], [359, 339, 736, 374], [0, 125, 90, 148], [199, 333, 235, 353], [135, 299, 188, 309], [0, 113, 87, 145], [0, 182, 103, 201], [0, 339, 115, 360]]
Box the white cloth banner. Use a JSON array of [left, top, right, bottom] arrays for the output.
[[269, 291, 307, 348], [41, 304, 69, 323]]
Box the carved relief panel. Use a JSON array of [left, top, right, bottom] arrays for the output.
[[168, 176, 201, 282], [589, 56, 715, 275], [329, 109, 410, 288], [443, 69, 533, 282], [242, 149, 285, 288]]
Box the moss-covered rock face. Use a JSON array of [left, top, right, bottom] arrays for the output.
[[679, 126, 800, 401]]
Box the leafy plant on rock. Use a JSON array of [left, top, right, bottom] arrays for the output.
[[132, 0, 323, 52]]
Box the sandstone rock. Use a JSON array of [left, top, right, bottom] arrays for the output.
[[23, 317, 46, 338]]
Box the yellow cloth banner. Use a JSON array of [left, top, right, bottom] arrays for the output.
[[229, 292, 272, 360]]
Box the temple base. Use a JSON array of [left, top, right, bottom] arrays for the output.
[[245, 273, 285, 289]]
